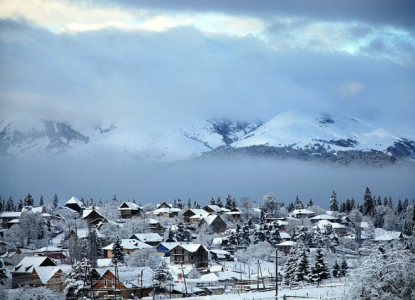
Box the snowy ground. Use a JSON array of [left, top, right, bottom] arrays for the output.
[[171, 283, 347, 300]]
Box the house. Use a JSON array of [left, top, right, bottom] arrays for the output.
[[202, 205, 225, 214], [129, 233, 163, 246], [82, 208, 107, 226], [310, 214, 339, 224], [102, 239, 152, 258], [209, 249, 233, 262], [290, 209, 316, 219], [276, 241, 297, 255], [0, 206, 48, 229], [169, 243, 209, 268], [149, 207, 181, 218], [223, 208, 242, 222], [91, 269, 130, 299], [64, 196, 85, 214], [198, 215, 227, 233], [157, 202, 173, 209], [182, 209, 209, 223], [11, 256, 68, 292], [147, 218, 165, 234], [156, 242, 182, 256], [118, 202, 142, 219]]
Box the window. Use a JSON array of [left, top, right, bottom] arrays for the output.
[[104, 279, 108, 287]]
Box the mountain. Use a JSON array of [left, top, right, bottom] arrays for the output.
[[201, 110, 415, 165], [1, 110, 414, 165]]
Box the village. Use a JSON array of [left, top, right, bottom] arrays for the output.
[[0, 191, 414, 299]]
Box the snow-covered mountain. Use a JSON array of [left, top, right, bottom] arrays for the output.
[[1, 110, 414, 165]]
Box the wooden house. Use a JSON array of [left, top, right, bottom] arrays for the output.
[[82, 208, 107, 226], [118, 202, 142, 219], [129, 233, 163, 246], [182, 209, 209, 223], [224, 208, 242, 222], [198, 215, 227, 233], [169, 243, 208, 268], [102, 239, 152, 258], [64, 196, 85, 214]]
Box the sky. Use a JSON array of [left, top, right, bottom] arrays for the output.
[[0, 0, 414, 205]]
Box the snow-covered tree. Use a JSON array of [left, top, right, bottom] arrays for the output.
[[111, 237, 125, 265], [23, 193, 34, 207], [52, 193, 59, 209], [8, 286, 65, 300], [86, 227, 102, 268], [262, 193, 279, 217], [187, 264, 201, 279], [17, 199, 23, 212], [39, 195, 44, 206], [340, 256, 348, 277], [329, 190, 339, 212], [19, 211, 49, 248], [234, 241, 275, 264], [152, 259, 173, 295], [5, 197, 14, 212], [309, 248, 329, 285], [347, 247, 415, 300], [362, 187, 375, 217], [294, 195, 304, 209], [216, 197, 223, 208], [65, 259, 90, 299], [125, 248, 161, 270], [332, 259, 341, 277]]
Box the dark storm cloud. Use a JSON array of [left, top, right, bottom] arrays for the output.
[[114, 0, 415, 30]]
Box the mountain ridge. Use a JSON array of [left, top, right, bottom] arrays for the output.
[[1, 110, 414, 165]]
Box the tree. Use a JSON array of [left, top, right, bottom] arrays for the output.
[[210, 197, 215, 205], [216, 197, 223, 208], [262, 193, 279, 217], [87, 227, 102, 268], [310, 248, 329, 285], [294, 195, 304, 209], [294, 243, 310, 283], [329, 190, 339, 211], [23, 193, 34, 207], [8, 286, 65, 300], [39, 195, 44, 206], [332, 259, 341, 277], [17, 199, 23, 212], [152, 259, 173, 295], [5, 197, 14, 212], [64, 259, 90, 300], [19, 211, 49, 248], [347, 247, 415, 300], [53, 193, 59, 209], [340, 256, 348, 277], [125, 248, 161, 270], [111, 237, 125, 266], [362, 187, 375, 217]]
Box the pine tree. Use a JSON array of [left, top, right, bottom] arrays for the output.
[[24, 193, 34, 207], [177, 198, 183, 209], [340, 256, 348, 276], [284, 247, 298, 286], [396, 199, 403, 215], [0, 196, 3, 212], [332, 259, 341, 277], [173, 199, 177, 208], [362, 187, 375, 217], [87, 227, 102, 268], [187, 198, 191, 209], [310, 248, 329, 285], [260, 208, 265, 225], [329, 190, 339, 211], [216, 197, 223, 208], [111, 237, 125, 265], [307, 199, 314, 208], [294, 195, 304, 209], [225, 194, 233, 210], [152, 260, 173, 295], [210, 197, 215, 205], [64, 259, 90, 299], [17, 199, 24, 211], [403, 198, 409, 211], [294, 244, 310, 283], [6, 197, 14, 212], [53, 193, 59, 209], [39, 195, 44, 206]]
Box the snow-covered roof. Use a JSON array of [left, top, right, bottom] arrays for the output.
[[158, 242, 182, 250], [209, 249, 230, 255], [291, 209, 315, 215], [14, 256, 56, 273], [202, 214, 220, 225], [203, 205, 223, 212], [276, 241, 297, 246], [21, 206, 45, 213], [65, 196, 85, 207], [0, 212, 21, 218], [314, 220, 346, 230], [34, 246, 63, 253], [280, 232, 291, 239], [34, 266, 62, 284], [190, 213, 210, 220], [187, 209, 208, 215], [131, 233, 163, 243], [118, 201, 141, 210], [310, 214, 337, 220], [147, 218, 160, 224], [172, 243, 208, 253], [70, 228, 102, 239], [103, 239, 152, 250], [82, 208, 104, 219], [212, 237, 223, 245]]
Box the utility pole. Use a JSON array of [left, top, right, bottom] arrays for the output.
[[275, 248, 278, 299], [180, 264, 188, 297]]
